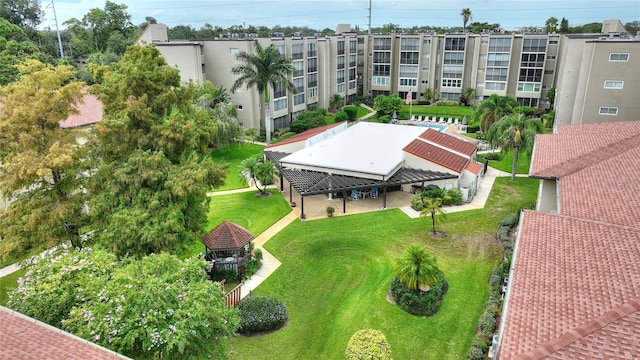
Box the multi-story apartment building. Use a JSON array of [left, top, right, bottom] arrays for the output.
[[137, 19, 638, 134], [361, 31, 560, 109], [137, 24, 358, 132]]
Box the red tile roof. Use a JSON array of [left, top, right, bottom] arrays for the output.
[[419, 129, 477, 157], [201, 220, 254, 250], [403, 139, 469, 173], [58, 92, 103, 129], [0, 307, 128, 360], [465, 161, 482, 175], [264, 122, 344, 149]]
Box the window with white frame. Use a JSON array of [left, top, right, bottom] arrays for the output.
[[293, 77, 304, 93], [337, 69, 345, 84], [274, 98, 287, 111], [441, 92, 459, 100], [441, 79, 462, 87], [307, 87, 317, 98], [517, 82, 541, 92], [337, 83, 345, 93], [609, 53, 629, 62], [294, 93, 305, 105], [399, 78, 417, 86], [399, 65, 418, 78], [599, 106, 618, 115], [293, 60, 304, 77], [604, 80, 624, 89], [372, 76, 390, 86], [485, 81, 506, 90]]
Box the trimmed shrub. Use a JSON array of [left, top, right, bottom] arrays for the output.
[[237, 295, 288, 334], [335, 111, 348, 122], [433, 100, 460, 106], [244, 258, 262, 280], [253, 248, 263, 261], [410, 194, 424, 211], [378, 114, 391, 123], [446, 188, 463, 205], [422, 188, 446, 200], [389, 272, 448, 316], [442, 195, 453, 205], [343, 106, 358, 121], [291, 109, 326, 133], [345, 329, 393, 360], [483, 152, 502, 161], [466, 125, 480, 133]]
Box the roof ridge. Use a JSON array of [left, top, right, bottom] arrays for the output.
[[536, 132, 640, 178], [520, 298, 640, 359], [527, 209, 640, 232]]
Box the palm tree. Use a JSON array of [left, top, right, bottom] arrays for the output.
[[461, 87, 475, 106], [330, 94, 343, 112], [395, 244, 440, 293], [419, 198, 447, 235], [486, 113, 546, 181], [239, 155, 279, 195], [460, 8, 472, 32], [473, 93, 519, 132], [231, 41, 296, 145], [422, 87, 434, 104], [545, 17, 559, 33]]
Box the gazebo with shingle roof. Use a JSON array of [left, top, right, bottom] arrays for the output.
[[201, 221, 254, 272]]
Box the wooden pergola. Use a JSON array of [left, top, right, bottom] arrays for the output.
[[201, 221, 253, 272]]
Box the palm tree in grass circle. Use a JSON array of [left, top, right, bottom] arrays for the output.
[[231, 41, 296, 145], [396, 244, 440, 294], [419, 197, 447, 235]]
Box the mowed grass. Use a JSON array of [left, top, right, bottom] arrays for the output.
[[181, 189, 291, 258], [210, 142, 264, 191], [478, 150, 531, 175], [227, 177, 538, 359], [0, 268, 27, 306], [402, 105, 474, 118]]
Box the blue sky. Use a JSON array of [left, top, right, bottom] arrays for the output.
[[43, 0, 639, 31]]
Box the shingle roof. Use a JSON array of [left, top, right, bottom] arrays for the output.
[[403, 139, 469, 173], [201, 221, 254, 250], [264, 122, 344, 149], [58, 92, 103, 129], [0, 306, 128, 360], [419, 128, 477, 157]]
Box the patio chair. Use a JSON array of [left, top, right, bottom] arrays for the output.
[[454, 118, 459, 125], [410, 115, 416, 121], [370, 187, 378, 198], [351, 189, 361, 200], [447, 117, 453, 124], [439, 117, 445, 123]]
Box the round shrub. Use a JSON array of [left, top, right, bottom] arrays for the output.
[[378, 114, 391, 123], [253, 248, 263, 261], [335, 111, 348, 122], [410, 194, 424, 211], [343, 106, 358, 121], [345, 329, 393, 360], [389, 272, 448, 316], [446, 188, 463, 205], [237, 295, 287, 334]]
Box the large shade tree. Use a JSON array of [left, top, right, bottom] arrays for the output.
[[231, 40, 296, 145], [0, 60, 87, 260], [486, 113, 546, 180], [0, 18, 42, 85], [89, 45, 227, 257], [473, 93, 519, 132], [395, 244, 440, 293]]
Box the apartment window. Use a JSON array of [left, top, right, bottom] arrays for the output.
[[236, 104, 243, 110], [349, 68, 356, 80], [517, 82, 541, 92], [307, 42, 317, 57], [486, 67, 508, 81], [488, 53, 510, 67], [373, 52, 391, 63], [609, 53, 629, 62], [349, 80, 356, 89], [544, 70, 554, 75], [372, 76, 390, 86], [307, 58, 317, 73], [444, 52, 464, 65], [604, 80, 624, 89], [421, 66, 429, 71], [349, 54, 356, 67], [293, 60, 304, 77], [292, 43, 304, 60], [476, 82, 484, 88], [399, 65, 418, 78], [445, 37, 465, 51], [373, 37, 392, 50], [548, 39, 559, 45], [481, 39, 489, 44], [273, 98, 287, 111], [293, 77, 304, 93], [523, 38, 547, 52], [275, 44, 285, 55], [489, 38, 512, 52], [294, 93, 305, 105], [400, 51, 419, 64], [480, 54, 487, 59], [441, 79, 462, 88], [273, 83, 286, 99], [400, 38, 419, 51], [399, 78, 417, 86], [337, 69, 345, 84], [423, 53, 431, 60], [373, 64, 390, 76], [349, 40, 357, 52], [337, 83, 346, 93], [599, 106, 618, 115], [546, 55, 556, 60], [485, 81, 506, 90], [338, 55, 345, 69], [307, 87, 317, 98], [338, 40, 345, 55], [521, 53, 545, 67], [443, 65, 463, 78], [517, 97, 539, 107], [307, 73, 317, 87], [230, 48, 239, 55], [519, 68, 543, 82], [423, 39, 431, 45], [441, 92, 459, 100]]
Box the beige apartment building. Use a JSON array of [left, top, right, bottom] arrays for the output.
[[136, 19, 638, 133]]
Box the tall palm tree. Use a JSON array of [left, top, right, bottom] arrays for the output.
[[545, 17, 559, 33], [419, 198, 447, 235], [486, 113, 546, 181], [461, 87, 475, 106], [460, 8, 472, 32], [231, 41, 296, 145], [395, 244, 440, 293], [329, 94, 343, 112], [473, 93, 519, 132], [239, 155, 279, 195]]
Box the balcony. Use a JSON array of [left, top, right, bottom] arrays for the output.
[[307, 50, 317, 57]]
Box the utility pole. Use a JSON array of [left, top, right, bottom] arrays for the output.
[[368, 0, 372, 35], [49, 0, 64, 58]]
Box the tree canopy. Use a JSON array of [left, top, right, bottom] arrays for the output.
[[89, 45, 227, 257], [472, 93, 519, 132], [0, 17, 42, 85], [0, 60, 87, 259], [395, 244, 441, 293]]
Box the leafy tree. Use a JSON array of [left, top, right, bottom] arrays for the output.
[[422, 87, 434, 103], [624, 21, 639, 36], [345, 329, 393, 360], [0, 18, 41, 85], [329, 93, 343, 112], [419, 198, 447, 235], [373, 94, 403, 117], [10, 248, 238, 359], [343, 105, 358, 121], [395, 244, 440, 293], [0, 0, 43, 29], [194, 81, 231, 109], [486, 113, 546, 181], [240, 155, 278, 195], [468, 22, 502, 34], [290, 109, 326, 133], [82, 1, 135, 53], [231, 40, 296, 145], [168, 24, 197, 40], [560, 17, 570, 33], [547, 86, 556, 109], [88, 45, 227, 257], [0, 60, 87, 260], [472, 93, 518, 132], [545, 17, 559, 33], [460, 8, 472, 32]]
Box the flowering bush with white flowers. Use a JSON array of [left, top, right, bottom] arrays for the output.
[[237, 295, 287, 334]]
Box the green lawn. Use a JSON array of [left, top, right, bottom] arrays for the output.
[[478, 150, 531, 175], [402, 105, 474, 119], [181, 189, 291, 258], [210, 142, 264, 191], [227, 177, 538, 359], [356, 106, 371, 118], [0, 268, 27, 306]]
